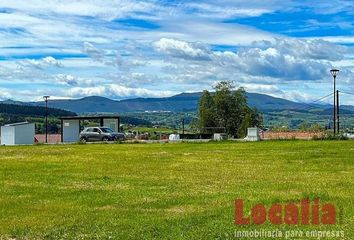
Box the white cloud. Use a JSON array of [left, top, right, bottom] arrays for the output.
[[0, 88, 12, 100], [184, 2, 276, 18], [154, 37, 351, 81], [0, 1, 279, 49], [67, 84, 176, 99], [54, 74, 78, 86], [242, 84, 283, 95], [1, 0, 350, 23], [42, 56, 63, 67], [235, 47, 330, 80], [154, 38, 212, 60], [0, 61, 47, 82], [0, 0, 159, 21], [307, 36, 354, 45], [284, 91, 316, 103], [253, 38, 348, 61], [304, 0, 354, 15], [18, 56, 63, 70], [17, 56, 63, 71], [156, 20, 277, 46], [83, 42, 105, 62], [0, 0, 353, 102]]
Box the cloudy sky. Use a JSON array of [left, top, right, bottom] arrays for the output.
[[0, 0, 353, 104]]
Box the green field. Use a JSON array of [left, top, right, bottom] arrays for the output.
[[0, 141, 353, 239]]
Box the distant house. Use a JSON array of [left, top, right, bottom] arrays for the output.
[[1, 122, 35, 145]]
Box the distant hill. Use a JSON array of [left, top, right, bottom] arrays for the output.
[[29, 94, 201, 113], [0, 103, 76, 117], [0, 92, 330, 113], [120, 116, 152, 126], [0, 102, 152, 133], [0, 99, 29, 106], [316, 107, 354, 116], [0, 92, 351, 116], [342, 105, 354, 112], [1, 92, 353, 129]]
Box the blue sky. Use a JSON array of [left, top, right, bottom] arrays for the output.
[[0, 0, 353, 104]]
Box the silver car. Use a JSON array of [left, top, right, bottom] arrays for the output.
[[79, 127, 125, 142]]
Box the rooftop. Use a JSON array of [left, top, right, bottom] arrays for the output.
[[59, 115, 120, 120], [3, 122, 33, 127]]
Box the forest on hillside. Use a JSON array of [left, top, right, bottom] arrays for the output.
[[0, 103, 76, 134], [0, 103, 76, 117]]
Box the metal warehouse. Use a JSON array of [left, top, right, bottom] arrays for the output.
[[1, 122, 35, 146]]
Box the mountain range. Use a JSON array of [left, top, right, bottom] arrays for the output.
[[1, 92, 353, 114]]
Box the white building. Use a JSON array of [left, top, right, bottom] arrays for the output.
[[169, 134, 180, 141], [213, 133, 228, 141], [1, 122, 35, 145], [245, 127, 261, 141]]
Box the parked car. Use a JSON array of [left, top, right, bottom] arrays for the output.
[[79, 127, 125, 142]]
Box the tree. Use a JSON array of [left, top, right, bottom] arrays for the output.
[[309, 123, 324, 132], [197, 81, 263, 138], [198, 90, 217, 133], [249, 107, 263, 129], [214, 81, 233, 130], [299, 121, 310, 132], [238, 112, 252, 138]]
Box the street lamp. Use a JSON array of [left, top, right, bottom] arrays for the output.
[[43, 96, 50, 143], [330, 69, 339, 135]]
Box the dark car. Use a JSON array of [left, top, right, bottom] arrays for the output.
[[79, 127, 125, 142]]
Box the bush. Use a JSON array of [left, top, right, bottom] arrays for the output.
[[312, 134, 348, 141]]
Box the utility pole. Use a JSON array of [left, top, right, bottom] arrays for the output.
[[336, 90, 340, 133], [182, 118, 185, 135], [43, 96, 50, 143], [330, 69, 339, 135]]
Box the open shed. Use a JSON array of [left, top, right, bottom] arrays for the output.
[[1, 122, 35, 145], [59, 116, 120, 143]]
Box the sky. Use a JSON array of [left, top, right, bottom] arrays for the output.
[[0, 0, 353, 104]]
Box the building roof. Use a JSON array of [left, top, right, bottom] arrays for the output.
[[59, 115, 120, 120], [3, 122, 33, 127]]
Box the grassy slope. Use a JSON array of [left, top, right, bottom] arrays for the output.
[[0, 141, 353, 239]]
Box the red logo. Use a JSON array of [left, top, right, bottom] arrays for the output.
[[235, 199, 336, 225]]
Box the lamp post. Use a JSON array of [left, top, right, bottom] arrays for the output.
[[43, 96, 50, 143], [330, 69, 339, 135], [336, 90, 339, 133]]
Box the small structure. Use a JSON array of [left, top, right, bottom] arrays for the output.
[[169, 134, 180, 141], [59, 116, 120, 143], [213, 133, 228, 141], [245, 127, 261, 141], [1, 122, 35, 145], [344, 133, 354, 139]]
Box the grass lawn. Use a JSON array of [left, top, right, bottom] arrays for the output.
[[0, 141, 353, 239]]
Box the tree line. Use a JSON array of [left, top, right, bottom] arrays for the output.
[[0, 103, 76, 117], [0, 103, 75, 134]]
